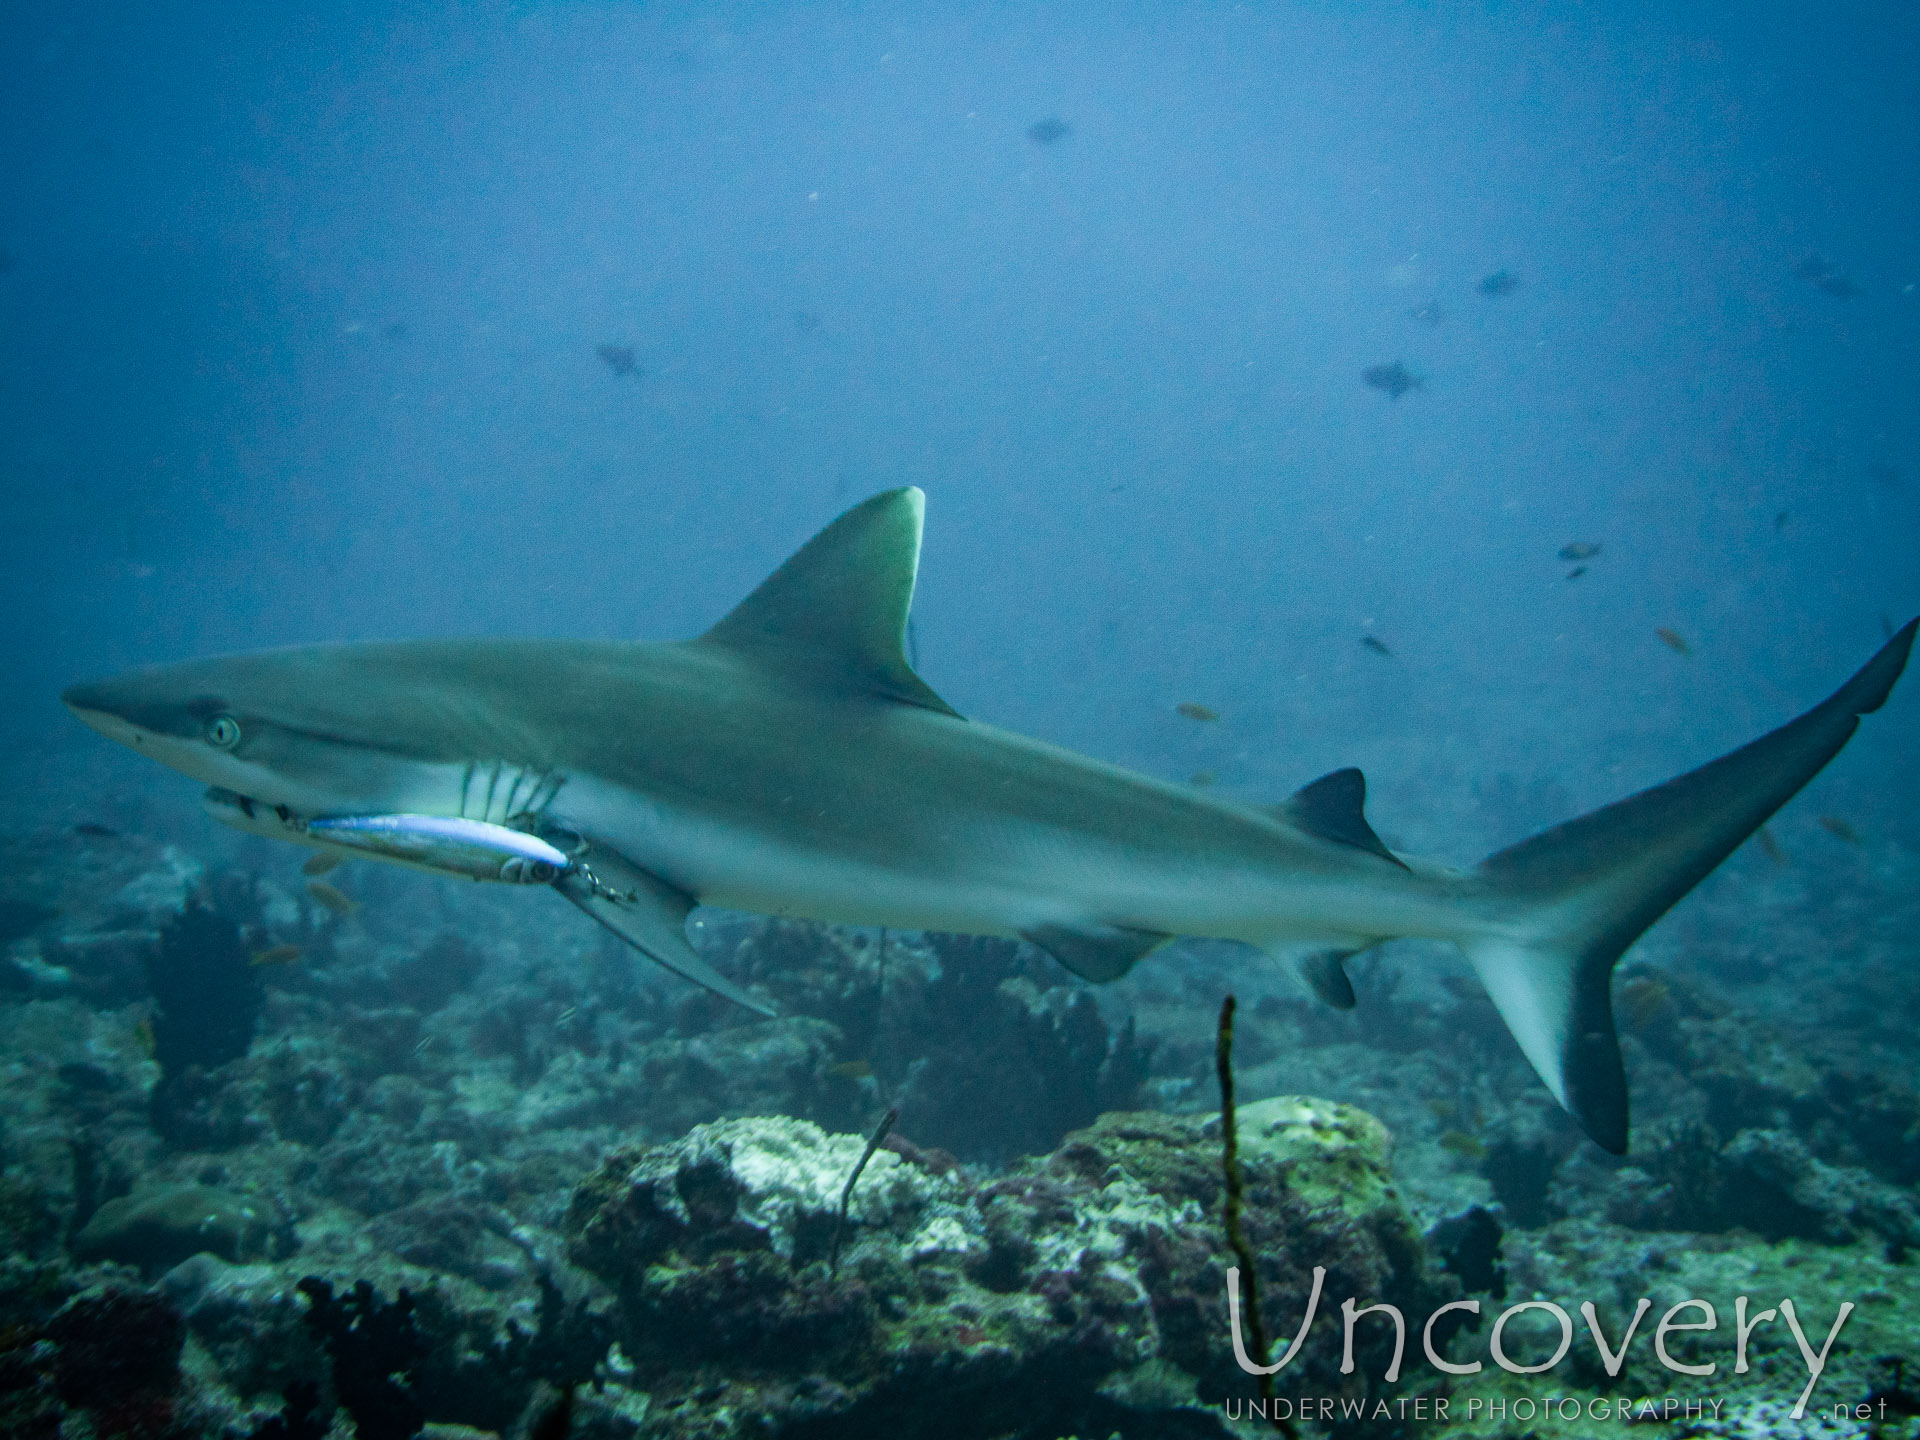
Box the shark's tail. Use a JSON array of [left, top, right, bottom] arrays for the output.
[[1461, 620, 1915, 1153]]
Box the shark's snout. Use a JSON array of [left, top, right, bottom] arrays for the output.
[[62, 681, 148, 747]]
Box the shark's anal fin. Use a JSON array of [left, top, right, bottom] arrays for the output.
[[694, 487, 961, 718], [554, 846, 776, 1018], [1022, 921, 1173, 983], [1271, 767, 1406, 868]]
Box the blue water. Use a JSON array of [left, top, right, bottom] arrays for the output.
[[5, 4, 1915, 855]]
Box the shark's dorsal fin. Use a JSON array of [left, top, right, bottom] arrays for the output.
[[696, 487, 961, 717], [1270, 767, 1406, 868]]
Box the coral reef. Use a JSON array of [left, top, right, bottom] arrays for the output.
[[563, 1102, 1456, 1436]]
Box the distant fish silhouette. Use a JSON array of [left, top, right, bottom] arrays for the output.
[[1795, 253, 1858, 298], [302, 851, 342, 877], [1565, 565, 1588, 581], [1656, 627, 1691, 655], [1027, 117, 1071, 145], [1362, 362, 1421, 399], [1478, 269, 1518, 297], [1175, 702, 1220, 722], [1817, 815, 1860, 845], [1361, 635, 1394, 657], [72, 822, 117, 839], [1756, 826, 1785, 864], [1774, 511, 1790, 532], [1558, 542, 1602, 562], [596, 344, 639, 378], [250, 944, 303, 968]]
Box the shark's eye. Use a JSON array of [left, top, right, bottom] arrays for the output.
[[205, 715, 242, 749]]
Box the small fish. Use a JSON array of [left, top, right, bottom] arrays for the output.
[[1656, 627, 1691, 655], [413, 1035, 435, 1055], [1478, 269, 1518, 296], [1565, 566, 1588, 581], [1558, 542, 1602, 561], [1026, 116, 1070, 145], [302, 851, 342, 877], [829, 1059, 874, 1080], [72, 822, 118, 838], [555, 1006, 578, 1027], [1756, 826, 1785, 864], [1175, 702, 1220, 722], [1438, 1130, 1487, 1160], [596, 343, 639, 378], [1361, 635, 1393, 658], [250, 944, 303, 968], [133, 1017, 156, 1059], [1818, 816, 1860, 845], [1774, 511, 1790, 532], [306, 880, 359, 916], [1189, 771, 1216, 787], [1362, 361, 1421, 399]]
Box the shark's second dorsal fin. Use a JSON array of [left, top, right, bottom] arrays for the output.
[[1270, 767, 1406, 868], [696, 487, 961, 717]]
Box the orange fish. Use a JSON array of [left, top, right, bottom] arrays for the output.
[[306, 880, 359, 916], [1656, 627, 1691, 655]]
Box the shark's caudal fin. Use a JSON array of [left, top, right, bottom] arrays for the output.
[[696, 487, 961, 717], [1464, 620, 1915, 1153]]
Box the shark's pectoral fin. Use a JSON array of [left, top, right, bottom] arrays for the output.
[[553, 847, 776, 1018], [1022, 921, 1173, 983], [694, 486, 961, 718], [1269, 767, 1406, 868]]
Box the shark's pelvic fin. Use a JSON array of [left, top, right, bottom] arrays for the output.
[[1295, 947, 1360, 1009], [1466, 618, 1916, 1154], [1023, 920, 1174, 982], [696, 486, 962, 718], [554, 844, 777, 1018], [1271, 767, 1406, 868]]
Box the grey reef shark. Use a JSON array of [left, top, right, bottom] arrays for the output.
[[64, 489, 1915, 1153]]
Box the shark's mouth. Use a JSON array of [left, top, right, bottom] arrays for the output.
[[204, 787, 310, 834]]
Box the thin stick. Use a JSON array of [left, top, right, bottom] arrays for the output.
[[1218, 994, 1294, 1436], [829, 1104, 899, 1276]]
